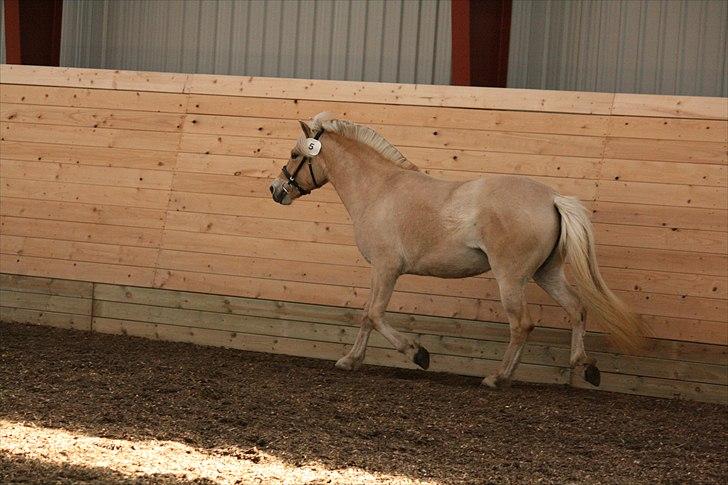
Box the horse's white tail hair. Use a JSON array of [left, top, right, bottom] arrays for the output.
[[554, 196, 650, 352]]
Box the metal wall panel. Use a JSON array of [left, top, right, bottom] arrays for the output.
[[60, 0, 452, 85], [508, 0, 728, 97]]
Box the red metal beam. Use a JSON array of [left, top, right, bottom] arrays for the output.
[[3, 0, 63, 66], [451, 0, 471, 86], [3, 0, 22, 64], [451, 0, 512, 87]]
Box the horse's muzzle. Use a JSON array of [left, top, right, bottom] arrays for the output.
[[270, 182, 286, 204]]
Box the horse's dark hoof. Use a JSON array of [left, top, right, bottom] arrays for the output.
[[584, 364, 601, 387], [413, 347, 430, 370]]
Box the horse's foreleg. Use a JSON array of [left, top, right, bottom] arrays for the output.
[[367, 268, 430, 370], [483, 278, 532, 388], [335, 300, 374, 371]]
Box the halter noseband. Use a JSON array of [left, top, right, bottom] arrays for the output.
[[281, 130, 324, 196]]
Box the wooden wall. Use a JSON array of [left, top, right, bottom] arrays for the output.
[[1, 65, 726, 403]]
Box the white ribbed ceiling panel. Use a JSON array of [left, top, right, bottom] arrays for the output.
[[60, 0, 452, 85]]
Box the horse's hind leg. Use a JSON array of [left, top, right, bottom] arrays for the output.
[[483, 277, 532, 388], [534, 258, 600, 386]]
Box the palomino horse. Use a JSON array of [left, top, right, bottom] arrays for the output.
[[270, 113, 645, 388]]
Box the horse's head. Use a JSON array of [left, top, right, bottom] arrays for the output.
[[270, 118, 330, 205]]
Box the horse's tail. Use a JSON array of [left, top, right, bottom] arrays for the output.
[[554, 195, 650, 352]]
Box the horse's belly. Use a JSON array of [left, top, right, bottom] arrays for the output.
[[408, 247, 490, 278]]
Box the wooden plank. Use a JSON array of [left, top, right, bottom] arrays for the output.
[[184, 73, 615, 114], [179, 129, 605, 160], [0, 273, 93, 298], [174, 171, 728, 216], [170, 192, 352, 224], [91, 317, 725, 403], [170, 173, 721, 231], [175, 151, 603, 181], [0, 289, 91, 315], [1, 235, 159, 267], [604, 137, 727, 164], [0, 84, 187, 113], [164, 212, 354, 246], [1, 179, 171, 209], [403, 148, 602, 179], [92, 316, 569, 384], [1, 217, 163, 248], [639, 314, 728, 345], [161, 223, 727, 280], [618, 290, 727, 323], [599, 267, 726, 301], [607, 116, 728, 142], [593, 222, 726, 254], [172, 172, 341, 204], [598, 180, 726, 209], [186, 94, 610, 136], [1, 159, 173, 190], [0, 307, 92, 332], [0, 255, 156, 287], [1, 122, 182, 152], [601, 158, 727, 187], [611, 93, 728, 120], [154, 269, 728, 343], [161, 211, 727, 277], [94, 284, 728, 365], [571, 371, 727, 404], [157, 247, 726, 301], [0, 140, 178, 170], [178, 133, 605, 193], [591, 201, 727, 232], [596, 245, 727, 278], [172, 167, 597, 203], [93, 299, 726, 386], [156, 248, 556, 307], [183, 114, 607, 158], [160, 229, 364, 266], [0, 65, 188, 93], [153, 268, 566, 331], [176, 153, 280, 177], [0, 197, 165, 229], [1, 103, 185, 132]]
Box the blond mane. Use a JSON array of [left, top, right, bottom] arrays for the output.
[[299, 112, 419, 171]]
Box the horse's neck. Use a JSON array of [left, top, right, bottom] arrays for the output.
[[324, 142, 398, 222]]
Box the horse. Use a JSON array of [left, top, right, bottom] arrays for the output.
[[269, 112, 647, 388]]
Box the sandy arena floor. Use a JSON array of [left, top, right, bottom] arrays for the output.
[[0, 322, 726, 484]]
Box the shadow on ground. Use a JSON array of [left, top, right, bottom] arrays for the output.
[[0, 454, 199, 484], [1, 322, 726, 484]]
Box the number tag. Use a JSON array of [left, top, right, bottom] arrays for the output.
[[304, 138, 322, 156]]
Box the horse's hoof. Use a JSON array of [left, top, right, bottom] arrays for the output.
[[413, 346, 430, 370], [482, 375, 498, 388], [335, 357, 355, 371], [482, 374, 510, 389], [584, 364, 601, 387]]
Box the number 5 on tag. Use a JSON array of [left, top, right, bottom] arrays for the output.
[[304, 138, 322, 156]]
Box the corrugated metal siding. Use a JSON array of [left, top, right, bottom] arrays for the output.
[[508, 0, 728, 97], [60, 0, 451, 85]]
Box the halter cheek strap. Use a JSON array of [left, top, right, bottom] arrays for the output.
[[281, 130, 324, 196]]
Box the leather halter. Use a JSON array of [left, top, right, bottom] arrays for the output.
[[281, 130, 323, 196]]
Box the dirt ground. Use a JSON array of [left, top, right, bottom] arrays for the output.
[[1, 322, 726, 484]]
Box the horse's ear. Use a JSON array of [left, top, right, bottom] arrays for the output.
[[299, 120, 313, 138]]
